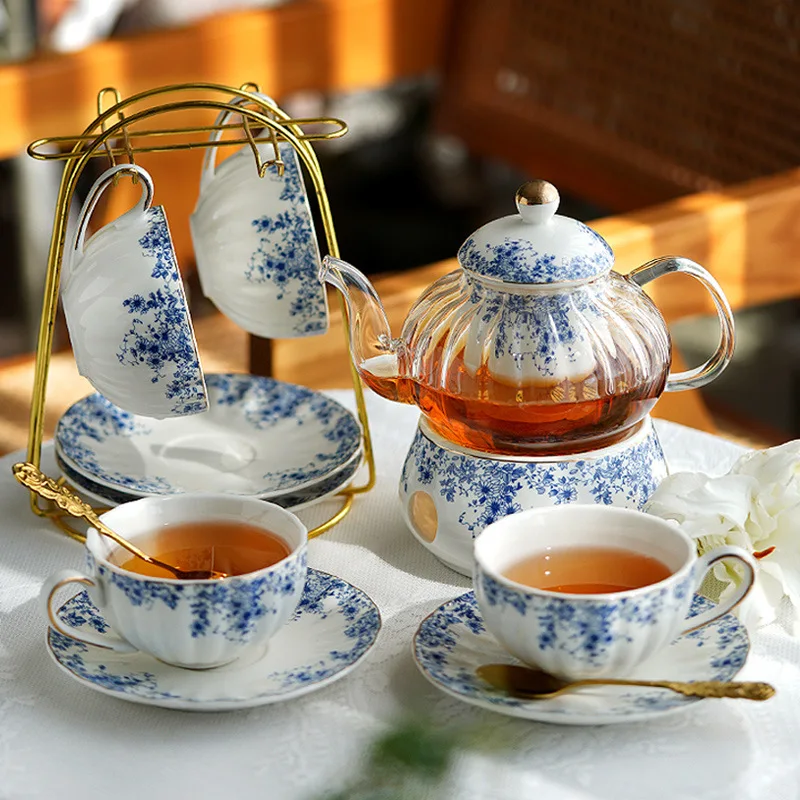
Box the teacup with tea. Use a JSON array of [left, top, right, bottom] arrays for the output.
[[474, 505, 757, 680], [41, 493, 307, 669]]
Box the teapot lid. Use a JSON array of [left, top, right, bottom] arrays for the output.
[[457, 180, 614, 284]]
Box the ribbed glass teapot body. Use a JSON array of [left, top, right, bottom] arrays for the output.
[[360, 269, 671, 456]]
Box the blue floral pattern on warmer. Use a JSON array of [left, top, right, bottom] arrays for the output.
[[458, 222, 612, 284], [401, 424, 665, 536], [117, 206, 207, 416], [246, 143, 326, 336], [413, 592, 750, 720], [479, 571, 694, 666]]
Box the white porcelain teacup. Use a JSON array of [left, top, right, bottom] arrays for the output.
[[190, 94, 328, 339], [474, 505, 756, 680], [61, 163, 207, 419], [41, 493, 308, 669]]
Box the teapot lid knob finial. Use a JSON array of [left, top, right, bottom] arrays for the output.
[[515, 180, 560, 225]]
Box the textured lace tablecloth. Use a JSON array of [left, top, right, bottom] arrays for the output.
[[2, 391, 799, 800]]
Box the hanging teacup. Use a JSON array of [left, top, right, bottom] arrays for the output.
[[190, 94, 328, 339], [61, 163, 207, 419]]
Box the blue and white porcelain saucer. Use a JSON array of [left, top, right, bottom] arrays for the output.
[[55, 447, 362, 511], [413, 592, 750, 726], [47, 569, 380, 711], [55, 373, 362, 498]]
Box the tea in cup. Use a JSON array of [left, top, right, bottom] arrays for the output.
[[41, 493, 307, 669], [474, 505, 756, 680]]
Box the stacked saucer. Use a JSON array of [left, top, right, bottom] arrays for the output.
[[55, 373, 363, 510]]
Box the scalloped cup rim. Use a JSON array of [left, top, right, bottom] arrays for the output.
[[473, 505, 694, 601]]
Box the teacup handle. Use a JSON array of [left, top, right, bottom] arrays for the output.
[[72, 163, 154, 256], [200, 92, 277, 191], [681, 546, 757, 634], [41, 568, 137, 653], [627, 256, 735, 391]]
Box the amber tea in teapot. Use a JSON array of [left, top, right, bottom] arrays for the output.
[[322, 180, 734, 457], [359, 312, 666, 456]]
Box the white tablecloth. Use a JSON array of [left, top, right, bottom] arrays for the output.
[[2, 392, 800, 800]]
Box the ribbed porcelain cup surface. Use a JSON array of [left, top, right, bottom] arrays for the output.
[[474, 505, 756, 680], [41, 494, 308, 669], [190, 94, 328, 339], [61, 163, 207, 419]]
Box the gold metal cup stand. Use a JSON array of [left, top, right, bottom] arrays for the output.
[[23, 82, 376, 542]]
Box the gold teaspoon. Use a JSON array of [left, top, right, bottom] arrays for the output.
[[13, 462, 228, 580], [476, 663, 775, 701]]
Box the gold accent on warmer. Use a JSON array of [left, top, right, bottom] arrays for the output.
[[409, 491, 438, 543], [476, 663, 776, 701], [20, 83, 376, 541], [516, 179, 560, 207]]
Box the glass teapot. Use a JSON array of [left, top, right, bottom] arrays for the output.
[[320, 180, 735, 456]]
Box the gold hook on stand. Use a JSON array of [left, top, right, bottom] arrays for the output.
[[242, 112, 284, 178], [97, 86, 138, 183], [97, 87, 122, 170]]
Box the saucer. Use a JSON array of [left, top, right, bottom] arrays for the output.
[[47, 569, 381, 711], [413, 592, 750, 726], [56, 448, 362, 510], [55, 373, 362, 498]]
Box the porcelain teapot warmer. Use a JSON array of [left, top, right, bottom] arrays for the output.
[[321, 180, 735, 574]]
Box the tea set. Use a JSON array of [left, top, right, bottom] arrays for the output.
[[24, 93, 769, 722]]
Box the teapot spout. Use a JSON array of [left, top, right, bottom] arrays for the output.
[[319, 256, 406, 400]]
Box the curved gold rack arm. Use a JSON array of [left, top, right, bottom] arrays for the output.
[[25, 83, 376, 541]]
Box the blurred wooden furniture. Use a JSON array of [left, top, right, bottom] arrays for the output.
[[0, 0, 453, 275], [436, 0, 800, 212]]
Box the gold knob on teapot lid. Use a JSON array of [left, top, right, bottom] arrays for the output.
[[516, 180, 560, 225]]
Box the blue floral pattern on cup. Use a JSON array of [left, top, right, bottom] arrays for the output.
[[246, 144, 327, 337], [413, 591, 750, 722], [458, 220, 612, 284], [117, 206, 207, 416], [97, 550, 307, 644], [477, 570, 694, 667], [46, 569, 381, 709]]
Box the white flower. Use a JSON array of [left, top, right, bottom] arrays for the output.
[[646, 440, 800, 631]]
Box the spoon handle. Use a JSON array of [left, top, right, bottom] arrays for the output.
[[576, 677, 775, 701], [12, 462, 155, 565]]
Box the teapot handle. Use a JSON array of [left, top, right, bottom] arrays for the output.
[[628, 256, 735, 392]]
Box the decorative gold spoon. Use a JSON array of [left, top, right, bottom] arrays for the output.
[[13, 462, 228, 580], [476, 663, 775, 701]]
